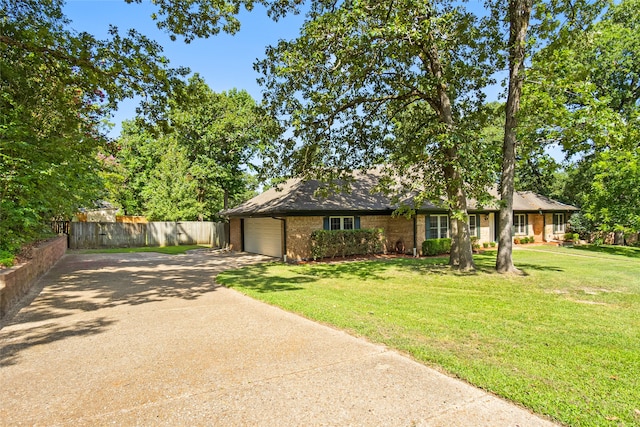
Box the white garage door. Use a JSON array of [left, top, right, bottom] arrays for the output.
[[244, 218, 282, 258]]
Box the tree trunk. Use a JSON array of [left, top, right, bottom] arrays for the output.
[[449, 211, 460, 266], [444, 155, 475, 271], [427, 43, 475, 271], [496, 0, 532, 274]]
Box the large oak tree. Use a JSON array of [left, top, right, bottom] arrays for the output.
[[255, 0, 500, 271]]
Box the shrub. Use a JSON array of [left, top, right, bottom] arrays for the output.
[[564, 232, 576, 242], [568, 212, 597, 240], [310, 228, 384, 260], [422, 238, 452, 256], [489, 241, 496, 248], [482, 242, 489, 248], [470, 236, 480, 251], [529, 236, 535, 243], [0, 250, 15, 268]]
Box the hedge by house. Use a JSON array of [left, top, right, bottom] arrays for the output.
[[422, 238, 452, 256], [310, 228, 383, 260]]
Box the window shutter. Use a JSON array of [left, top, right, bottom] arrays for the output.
[[425, 215, 431, 239], [323, 217, 329, 230], [354, 216, 361, 229]]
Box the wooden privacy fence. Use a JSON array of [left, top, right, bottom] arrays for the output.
[[68, 221, 228, 249]]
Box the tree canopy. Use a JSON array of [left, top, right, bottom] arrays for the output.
[[107, 76, 273, 221], [521, 0, 640, 234], [255, 0, 503, 270], [0, 0, 186, 252]]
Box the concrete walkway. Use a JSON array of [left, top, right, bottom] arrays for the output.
[[1, 251, 557, 426]]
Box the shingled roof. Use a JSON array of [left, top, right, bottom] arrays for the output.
[[222, 172, 578, 218]]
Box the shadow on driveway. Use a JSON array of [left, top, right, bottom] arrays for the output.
[[0, 251, 273, 366]]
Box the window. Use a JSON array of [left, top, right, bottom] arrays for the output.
[[427, 215, 449, 239], [553, 213, 565, 233], [329, 216, 355, 230], [468, 214, 479, 238], [514, 214, 527, 235]]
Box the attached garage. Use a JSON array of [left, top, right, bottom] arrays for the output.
[[243, 218, 283, 258]]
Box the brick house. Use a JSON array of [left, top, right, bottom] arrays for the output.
[[222, 171, 578, 261]]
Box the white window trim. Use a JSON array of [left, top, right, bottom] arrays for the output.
[[468, 215, 477, 237], [514, 214, 527, 235], [429, 214, 449, 239], [329, 216, 355, 231], [553, 213, 566, 233]]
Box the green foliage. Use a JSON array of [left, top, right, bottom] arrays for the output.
[[126, 0, 304, 43], [108, 76, 272, 220], [0, 250, 15, 268], [569, 212, 597, 240], [0, 0, 185, 253], [422, 238, 452, 256], [310, 229, 383, 260], [583, 148, 640, 233], [521, 0, 640, 233]]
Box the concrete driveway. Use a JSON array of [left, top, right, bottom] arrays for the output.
[[1, 251, 557, 426]]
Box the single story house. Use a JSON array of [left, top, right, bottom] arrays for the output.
[[222, 171, 578, 261]]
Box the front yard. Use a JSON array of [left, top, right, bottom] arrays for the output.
[[217, 246, 640, 426]]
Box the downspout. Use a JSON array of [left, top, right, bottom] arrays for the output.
[[413, 214, 418, 257], [272, 217, 287, 263], [240, 219, 245, 251]]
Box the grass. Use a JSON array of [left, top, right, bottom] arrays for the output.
[[71, 245, 210, 255], [572, 244, 640, 259], [217, 246, 640, 427]]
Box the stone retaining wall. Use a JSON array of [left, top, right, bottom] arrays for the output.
[[0, 236, 67, 319]]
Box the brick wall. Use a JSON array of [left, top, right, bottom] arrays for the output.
[[285, 215, 418, 261], [360, 215, 416, 255], [0, 236, 67, 319], [285, 216, 324, 261]]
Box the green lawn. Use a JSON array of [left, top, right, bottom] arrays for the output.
[[217, 246, 640, 427], [71, 245, 210, 255]]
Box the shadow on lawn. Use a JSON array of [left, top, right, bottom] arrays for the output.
[[471, 252, 565, 275], [220, 259, 409, 292], [219, 263, 309, 293], [572, 244, 640, 259]]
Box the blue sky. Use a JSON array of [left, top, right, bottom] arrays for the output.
[[61, 1, 564, 161], [63, 0, 307, 137]]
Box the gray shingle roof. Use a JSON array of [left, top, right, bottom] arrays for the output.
[[222, 172, 578, 217]]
